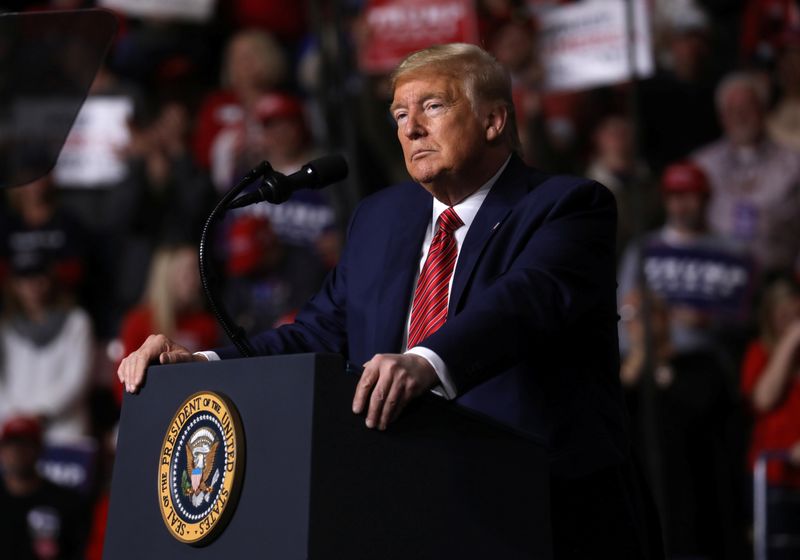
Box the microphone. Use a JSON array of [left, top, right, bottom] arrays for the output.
[[228, 155, 348, 208]]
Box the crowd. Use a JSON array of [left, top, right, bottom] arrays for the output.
[[1, 0, 800, 558]]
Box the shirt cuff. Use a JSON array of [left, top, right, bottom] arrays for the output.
[[194, 351, 220, 361], [405, 346, 457, 400]]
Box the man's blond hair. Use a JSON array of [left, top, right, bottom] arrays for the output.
[[391, 43, 522, 155]]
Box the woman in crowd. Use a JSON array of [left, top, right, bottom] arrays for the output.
[[115, 243, 219, 404], [741, 273, 800, 486]]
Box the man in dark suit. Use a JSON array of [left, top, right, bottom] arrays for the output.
[[119, 43, 660, 559]]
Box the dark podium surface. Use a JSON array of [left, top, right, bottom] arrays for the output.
[[104, 354, 551, 559]]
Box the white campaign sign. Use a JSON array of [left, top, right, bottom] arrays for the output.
[[99, 0, 216, 23], [53, 96, 133, 188], [537, 0, 654, 92]]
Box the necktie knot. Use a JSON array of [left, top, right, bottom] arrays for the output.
[[437, 207, 463, 235]]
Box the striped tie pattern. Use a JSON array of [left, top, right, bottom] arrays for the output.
[[407, 207, 464, 349]]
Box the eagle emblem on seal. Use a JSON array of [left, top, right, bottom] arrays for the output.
[[181, 428, 221, 507]]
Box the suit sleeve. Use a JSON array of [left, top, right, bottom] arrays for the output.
[[213, 205, 359, 360], [421, 180, 618, 394]]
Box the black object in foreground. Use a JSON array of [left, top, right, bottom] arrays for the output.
[[228, 155, 349, 208], [0, 9, 118, 189]]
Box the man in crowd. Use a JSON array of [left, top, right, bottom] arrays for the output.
[[0, 417, 89, 560], [693, 71, 800, 275], [118, 44, 659, 558], [618, 161, 754, 355]]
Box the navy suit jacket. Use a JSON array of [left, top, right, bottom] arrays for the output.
[[217, 155, 629, 477]]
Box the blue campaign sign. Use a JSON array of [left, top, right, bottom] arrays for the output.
[[642, 245, 755, 315], [39, 440, 97, 495]]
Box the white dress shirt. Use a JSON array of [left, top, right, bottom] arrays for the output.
[[200, 156, 511, 400]]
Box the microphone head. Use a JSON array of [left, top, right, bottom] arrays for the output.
[[305, 155, 348, 187]]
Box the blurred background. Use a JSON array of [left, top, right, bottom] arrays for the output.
[[0, 0, 800, 558]]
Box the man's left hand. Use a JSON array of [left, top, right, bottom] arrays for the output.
[[352, 353, 438, 430]]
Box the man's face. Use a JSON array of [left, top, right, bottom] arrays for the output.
[[664, 191, 705, 232], [719, 86, 764, 146], [391, 74, 489, 197], [0, 439, 40, 478]]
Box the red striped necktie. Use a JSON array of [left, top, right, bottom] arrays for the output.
[[407, 207, 464, 349]]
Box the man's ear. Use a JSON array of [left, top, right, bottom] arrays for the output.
[[484, 103, 509, 143]]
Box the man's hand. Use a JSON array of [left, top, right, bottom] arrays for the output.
[[117, 334, 207, 394], [352, 353, 438, 430]]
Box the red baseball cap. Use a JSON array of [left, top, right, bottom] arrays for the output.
[[0, 416, 42, 444], [661, 161, 710, 195], [254, 93, 305, 123]]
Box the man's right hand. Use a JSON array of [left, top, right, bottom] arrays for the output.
[[117, 334, 207, 394]]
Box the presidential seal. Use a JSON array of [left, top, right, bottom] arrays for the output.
[[157, 391, 244, 545]]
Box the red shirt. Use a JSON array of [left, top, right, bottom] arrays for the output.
[[741, 339, 800, 486], [192, 90, 243, 169], [114, 306, 219, 404]]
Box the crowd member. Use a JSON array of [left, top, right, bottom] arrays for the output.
[[618, 162, 754, 355], [767, 29, 800, 152], [240, 92, 342, 263], [487, 18, 541, 161], [222, 0, 308, 45], [0, 173, 88, 299], [114, 243, 218, 405], [741, 273, 800, 487], [108, 100, 214, 314], [584, 113, 659, 256], [620, 291, 742, 559], [740, 0, 800, 66], [223, 214, 328, 334], [0, 416, 90, 560], [693, 71, 800, 275], [639, 7, 721, 172], [192, 29, 289, 191], [119, 43, 661, 559], [0, 253, 93, 445]]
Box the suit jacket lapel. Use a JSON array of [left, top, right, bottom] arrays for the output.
[[450, 156, 532, 314], [373, 186, 432, 353]]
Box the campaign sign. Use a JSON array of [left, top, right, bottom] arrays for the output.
[[99, 0, 216, 23], [39, 440, 97, 495], [359, 0, 480, 74], [642, 245, 754, 315], [537, 0, 654, 92], [52, 96, 133, 188]]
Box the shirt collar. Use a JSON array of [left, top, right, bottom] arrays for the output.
[[430, 155, 511, 232]]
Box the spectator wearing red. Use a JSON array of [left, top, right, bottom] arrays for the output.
[[239, 92, 342, 265], [741, 0, 800, 65], [115, 244, 218, 404], [222, 214, 328, 335], [741, 273, 800, 487], [192, 29, 288, 189]]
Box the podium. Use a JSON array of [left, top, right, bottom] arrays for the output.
[[104, 354, 552, 559]]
